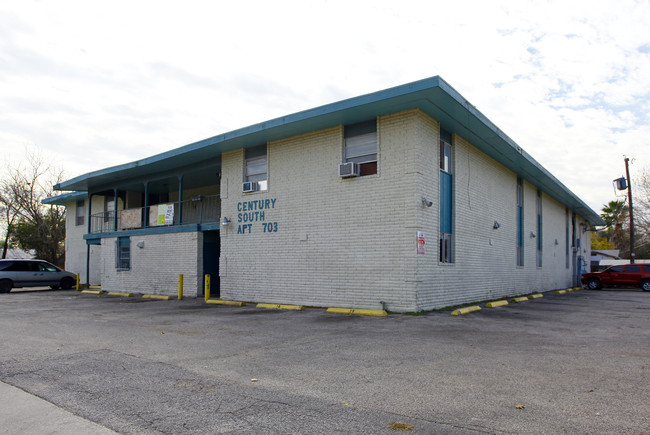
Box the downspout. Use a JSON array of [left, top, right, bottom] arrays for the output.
[[113, 189, 118, 231]]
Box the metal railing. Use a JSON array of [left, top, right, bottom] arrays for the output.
[[89, 195, 220, 234]]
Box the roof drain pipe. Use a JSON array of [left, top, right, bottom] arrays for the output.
[[380, 301, 387, 311]]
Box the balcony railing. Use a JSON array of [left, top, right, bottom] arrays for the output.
[[90, 194, 220, 234]]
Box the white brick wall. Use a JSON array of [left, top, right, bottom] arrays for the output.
[[63, 198, 101, 285], [219, 109, 591, 312], [64, 109, 592, 309], [99, 232, 201, 297], [63, 200, 86, 281]]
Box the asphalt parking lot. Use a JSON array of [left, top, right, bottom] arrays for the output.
[[0, 287, 648, 434]]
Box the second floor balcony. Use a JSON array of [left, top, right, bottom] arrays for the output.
[[90, 194, 220, 234]]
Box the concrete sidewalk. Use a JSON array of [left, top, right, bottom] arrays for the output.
[[0, 381, 116, 434]]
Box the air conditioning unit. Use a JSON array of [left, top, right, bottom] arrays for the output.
[[242, 181, 259, 192], [338, 162, 359, 178]]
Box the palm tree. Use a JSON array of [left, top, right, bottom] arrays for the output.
[[600, 200, 629, 257]]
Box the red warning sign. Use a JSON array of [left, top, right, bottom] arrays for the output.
[[417, 231, 426, 255]]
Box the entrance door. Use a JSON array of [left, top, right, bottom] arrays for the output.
[[202, 231, 220, 298]]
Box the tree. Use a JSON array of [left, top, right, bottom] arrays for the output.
[[599, 199, 629, 257], [0, 149, 66, 265], [633, 166, 650, 258], [0, 188, 19, 259]]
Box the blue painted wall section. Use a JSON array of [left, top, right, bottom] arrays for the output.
[[237, 198, 278, 234]]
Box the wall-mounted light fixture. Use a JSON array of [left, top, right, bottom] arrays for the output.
[[493, 221, 500, 229], [221, 217, 231, 227], [421, 197, 433, 208], [530, 231, 536, 238], [136, 241, 145, 249], [554, 239, 559, 245]]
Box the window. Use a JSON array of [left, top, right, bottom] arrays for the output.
[[245, 145, 268, 191], [344, 120, 377, 176], [105, 196, 115, 223], [516, 177, 524, 266], [439, 129, 453, 263], [116, 237, 130, 270], [536, 190, 542, 267], [38, 262, 58, 272], [6, 261, 38, 272], [75, 200, 85, 226], [565, 209, 570, 269], [625, 265, 640, 273]]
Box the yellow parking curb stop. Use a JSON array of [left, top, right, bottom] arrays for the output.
[[556, 290, 567, 295], [107, 291, 134, 297], [485, 300, 509, 308], [510, 297, 529, 303], [451, 306, 481, 316], [205, 299, 246, 306], [142, 294, 172, 300], [257, 303, 304, 310], [81, 290, 105, 295], [528, 294, 543, 299], [326, 308, 388, 317]]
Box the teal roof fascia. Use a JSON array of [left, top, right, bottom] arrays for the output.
[[54, 75, 604, 225], [42, 191, 88, 206]]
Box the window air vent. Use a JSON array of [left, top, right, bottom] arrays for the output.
[[338, 162, 359, 178], [242, 181, 259, 192]]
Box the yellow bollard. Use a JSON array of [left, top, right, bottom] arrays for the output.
[[178, 274, 184, 300], [204, 274, 211, 302], [76, 273, 80, 291]]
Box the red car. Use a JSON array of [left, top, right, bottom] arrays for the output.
[[582, 264, 650, 291]]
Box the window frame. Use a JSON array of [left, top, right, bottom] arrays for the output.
[[536, 189, 542, 268], [439, 130, 454, 264], [116, 237, 131, 270], [75, 199, 85, 226], [516, 177, 524, 267], [245, 145, 268, 191], [344, 120, 378, 176]]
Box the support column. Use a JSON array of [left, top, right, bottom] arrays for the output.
[[113, 189, 118, 231], [144, 182, 149, 228], [178, 175, 184, 225]]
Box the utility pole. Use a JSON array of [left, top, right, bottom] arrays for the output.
[[624, 157, 635, 263]]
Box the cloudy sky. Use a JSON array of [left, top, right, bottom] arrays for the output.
[[1, 0, 649, 213]]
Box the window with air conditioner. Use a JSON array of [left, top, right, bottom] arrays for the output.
[[244, 145, 267, 191], [344, 120, 377, 176]]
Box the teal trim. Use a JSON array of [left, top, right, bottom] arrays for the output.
[[42, 191, 87, 205], [440, 171, 453, 234], [54, 75, 604, 226], [83, 222, 220, 240]]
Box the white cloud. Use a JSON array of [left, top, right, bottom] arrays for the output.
[[1, 0, 649, 214]]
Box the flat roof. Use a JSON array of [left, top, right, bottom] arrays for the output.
[[53, 76, 604, 225]]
